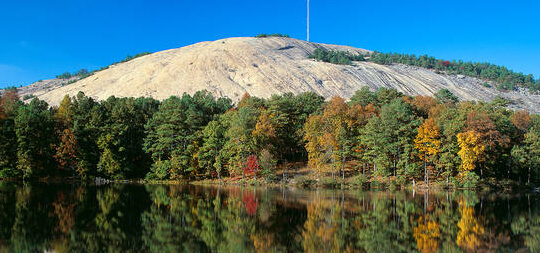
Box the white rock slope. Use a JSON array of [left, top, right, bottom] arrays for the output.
[[22, 37, 540, 113]]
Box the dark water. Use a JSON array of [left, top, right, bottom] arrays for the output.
[[0, 183, 538, 253]]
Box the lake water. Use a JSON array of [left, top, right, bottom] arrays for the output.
[[0, 183, 538, 252]]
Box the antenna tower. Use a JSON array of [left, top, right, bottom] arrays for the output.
[[307, 0, 310, 41]]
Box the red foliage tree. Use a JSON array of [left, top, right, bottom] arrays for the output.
[[243, 154, 259, 176], [242, 192, 258, 216], [440, 60, 452, 67]]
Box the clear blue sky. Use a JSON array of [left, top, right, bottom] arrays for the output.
[[1, 0, 539, 87]]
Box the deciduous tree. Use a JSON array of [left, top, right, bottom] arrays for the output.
[[414, 118, 441, 186], [457, 131, 484, 183]]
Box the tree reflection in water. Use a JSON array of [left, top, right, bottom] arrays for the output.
[[0, 183, 538, 252]]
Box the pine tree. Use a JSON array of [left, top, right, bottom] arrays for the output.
[[15, 99, 55, 178]]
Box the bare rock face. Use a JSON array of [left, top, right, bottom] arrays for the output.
[[19, 37, 540, 113]]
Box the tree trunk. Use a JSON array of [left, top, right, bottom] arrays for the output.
[[528, 166, 531, 185], [507, 156, 511, 180], [342, 156, 345, 182], [393, 156, 397, 177], [480, 166, 483, 179], [362, 163, 365, 176], [424, 158, 428, 188], [332, 154, 335, 180]]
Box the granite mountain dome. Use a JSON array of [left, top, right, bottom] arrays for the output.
[[20, 37, 540, 113]]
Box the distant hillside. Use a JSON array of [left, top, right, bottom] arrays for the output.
[[17, 36, 540, 113]]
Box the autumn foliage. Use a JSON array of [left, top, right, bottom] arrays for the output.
[[0, 87, 538, 187], [413, 216, 441, 253], [243, 154, 259, 176], [414, 118, 441, 184], [457, 131, 485, 180], [54, 128, 78, 172], [457, 199, 485, 250], [242, 192, 258, 216], [415, 118, 441, 162]]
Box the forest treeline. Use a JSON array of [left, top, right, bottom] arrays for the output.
[[0, 87, 539, 187], [368, 52, 540, 91], [55, 52, 152, 82], [309, 48, 540, 92]]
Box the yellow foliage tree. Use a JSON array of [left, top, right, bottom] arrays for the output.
[[303, 97, 350, 179], [250, 232, 276, 253], [414, 118, 441, 186], [457, 130, 485, 181], [304, 96, 378, 180], [413, 216, 441, 253], [303, 115, 325, 178], [322, 97, 349, 178], [252, 110, 277, 150], [457, 199, 485, 250], [302, 202, 342, 253], [54, 95, 74, 128]]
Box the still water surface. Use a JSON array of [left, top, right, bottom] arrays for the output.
[[0, 183, 538, 252]]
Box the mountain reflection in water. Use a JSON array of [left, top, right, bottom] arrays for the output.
[[0, 183, 538, 252]]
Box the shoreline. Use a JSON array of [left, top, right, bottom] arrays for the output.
[[1, 175, 537, 193]]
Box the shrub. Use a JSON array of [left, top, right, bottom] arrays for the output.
[[22, 94, 35, 101], [294, 175, 316, 188], [319, 177, 339, 188], [247, 178, 259, 186], [371, 180, 386, 189], [259, 149, 277, 181], [500, 178, 514, 189], [2, 86, 17, 91], [120, 52, 151, 63], [54, 52, 150, 83], [497, 82, 516, 91], [309, 48, 365, 65], [435, 89, 459, 104], [434, 180, 450, 189], [396, 175, 407, 187], [56, 72, 72, 79], [351, 174, 368, 187], [460, 171, 479, 188], [255, 33, 290, 38], [491, 95, 511, 107], [388, 180, 398, 191], [146, 160, 171, 180]]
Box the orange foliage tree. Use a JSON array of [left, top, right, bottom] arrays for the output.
[[511, 110, 531, 133], [0, 88, 19, 120], [54, 128, 78, 174], [412, 95, 438, 118], [464, 110, 509, 177], [303, 96, 363, 179]]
